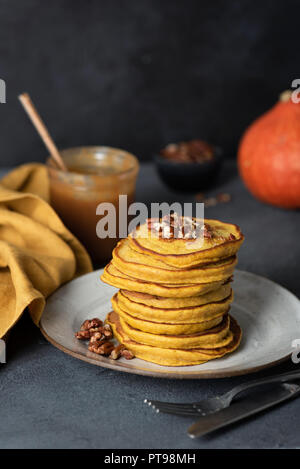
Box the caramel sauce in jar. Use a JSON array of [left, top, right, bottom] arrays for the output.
[[47, 147, 139, 265]]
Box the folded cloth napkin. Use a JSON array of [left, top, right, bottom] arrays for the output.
[[0, 163, 93, 338]]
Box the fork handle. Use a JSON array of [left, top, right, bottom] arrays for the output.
[[225, 370, 300, 403]]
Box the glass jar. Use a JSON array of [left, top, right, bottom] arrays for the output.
[[47, 146, 139, 265]]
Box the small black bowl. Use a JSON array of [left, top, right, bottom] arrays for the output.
[[154, 147, 223, 193]]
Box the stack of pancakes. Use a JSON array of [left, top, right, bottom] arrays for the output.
[[101, 216, 244, 366]]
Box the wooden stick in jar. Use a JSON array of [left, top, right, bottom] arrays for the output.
[[18, 92, 67, 172]]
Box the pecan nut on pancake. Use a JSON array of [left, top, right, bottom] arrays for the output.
[[129, 215, 244, 269]]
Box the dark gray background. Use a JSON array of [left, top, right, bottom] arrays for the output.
[[0, 0, 300, 166]]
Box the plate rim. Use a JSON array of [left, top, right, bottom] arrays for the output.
[[40, 268, 299, 379], [40, 325, 291, 379]]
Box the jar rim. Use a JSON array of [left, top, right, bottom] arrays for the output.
[[46, 145, 139, 179]]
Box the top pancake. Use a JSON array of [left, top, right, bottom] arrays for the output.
[[112, 238, 237, 284], [129, 218, 244, 268]]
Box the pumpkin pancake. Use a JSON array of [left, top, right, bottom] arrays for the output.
[[129, 218, 244, 268], [107, 311, 242, 366], [120, 281, 232, 308], [101, 215, 244, 366], [112, 238, 237, 284], [114, 291, 233, 323], [119, 314, 232, 349], [101, 262, 230, 297], [112, 296, 224, 335]]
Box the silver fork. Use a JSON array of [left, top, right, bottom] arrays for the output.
[[144, 370, 300, 416]]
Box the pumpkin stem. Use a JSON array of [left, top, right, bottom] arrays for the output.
[[279, 90, 292, 102]]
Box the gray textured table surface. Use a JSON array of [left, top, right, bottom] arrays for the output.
[[1, 162, 300, 449]]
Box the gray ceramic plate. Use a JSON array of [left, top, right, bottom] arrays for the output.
[[40, 269, 300, 379]]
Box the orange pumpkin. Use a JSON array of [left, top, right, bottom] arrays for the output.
[[238, 91, 300, 208]]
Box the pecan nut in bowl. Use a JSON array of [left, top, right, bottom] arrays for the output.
[[154, 139, 223, 192]]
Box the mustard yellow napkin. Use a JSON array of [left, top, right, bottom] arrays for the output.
[[0, 163, 93, 338]]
